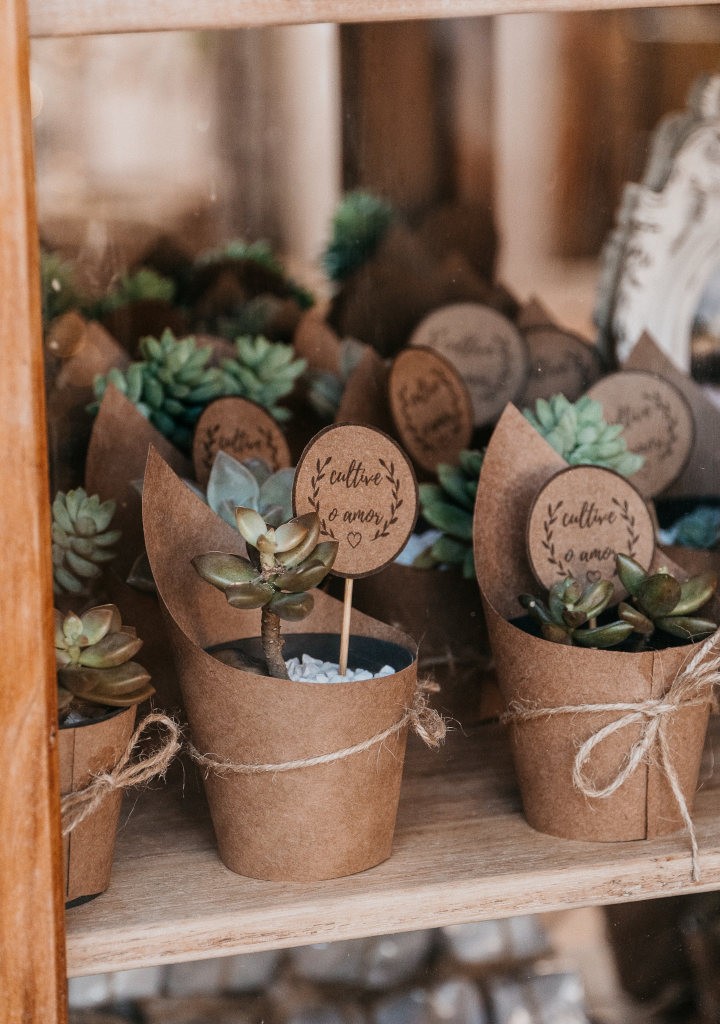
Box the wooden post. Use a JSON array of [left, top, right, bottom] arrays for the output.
[[0, 0, 68, 1019]]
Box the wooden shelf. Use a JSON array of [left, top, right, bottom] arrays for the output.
[[28, 0, 720, 40], [66, 717, 720, 978]]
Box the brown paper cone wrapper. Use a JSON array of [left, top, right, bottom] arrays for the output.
[[59, 705, 137, 904], [143, 446, 419, 882], [351, 564, 501, 723], [474, 404, 714, 842]]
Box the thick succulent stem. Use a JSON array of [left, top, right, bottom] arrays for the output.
[[261, 606, 288, 679]]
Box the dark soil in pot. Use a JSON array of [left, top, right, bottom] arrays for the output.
[[208, 633, 413, 679]]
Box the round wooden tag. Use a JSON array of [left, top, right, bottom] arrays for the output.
[[521, 326, 603, 405], [192, 397, 291, 487], [293, 424, 418, 579], [526, 465, 655, 602], [585, 371, 694, 498], [388, 347, 473, 472], [409, 302, 530, 426]]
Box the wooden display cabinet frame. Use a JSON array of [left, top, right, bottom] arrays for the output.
[[4, 1, 720, 1021]]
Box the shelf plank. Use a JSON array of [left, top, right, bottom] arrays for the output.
[[28, 0, 720, 39], [66, 717, 720, 977]]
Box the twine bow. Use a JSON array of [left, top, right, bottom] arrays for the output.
[[61, 712, 183, 836], [187, 683, 447, 778], [501, 635, 720, 882]]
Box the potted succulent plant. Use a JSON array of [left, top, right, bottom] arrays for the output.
[[475, 404, 719, 865], [142, 446, 422, 883], [56, 603, 154, 905]]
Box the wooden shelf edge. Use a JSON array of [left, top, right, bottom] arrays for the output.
[[29, 0, 720, 40], [65, 719, 720, 977]]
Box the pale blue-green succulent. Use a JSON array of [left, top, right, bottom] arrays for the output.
[[206, 452, 295, 529], [523, 394, 644, 477], [52, 488, 121, 596], [218, 335, 306, 422]]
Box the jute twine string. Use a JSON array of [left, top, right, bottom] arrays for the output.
[[61, 712, 183, 837], [187, 683, 447, 779], [500, 635, 720, 882]]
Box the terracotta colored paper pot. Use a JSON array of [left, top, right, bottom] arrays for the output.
[[142, 446, 419, 882], [59, 705, 137, 905], [474, 404, 714, 843]]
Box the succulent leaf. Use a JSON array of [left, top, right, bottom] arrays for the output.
[[653, 616, 717, 642], [674, 572, 719, 616], [192, 551, 257, 588], [52, 488, 120, 596], [77, 631, 143, 668], [268, 591, 314, 620], [634, 574, 682, 618], [615, 553, 649, 597], [572, 621, 634, 648], [233, 507, 268, 547], [224, 582, 275, 608]]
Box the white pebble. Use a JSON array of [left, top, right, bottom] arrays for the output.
[[285, 654, 398, 684]]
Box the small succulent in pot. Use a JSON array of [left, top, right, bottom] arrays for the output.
[[520, 556, 718, 651], [52, 488, 121, 596], [520, 578, 634, 648], [55, 604, 154, 722], [523, 394, 644, 478], [193, 510, 338, 679], [615, 554, 718, 643]]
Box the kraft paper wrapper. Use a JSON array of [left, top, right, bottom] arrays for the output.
[[142, 446, 418, 882], [473, 404, 712, 842], [625, 332, 720, 499], [351, 564, 501, 724], [59, 705, 137, 903], [335, 348, 395, 436], [86, 384, 192, 708]]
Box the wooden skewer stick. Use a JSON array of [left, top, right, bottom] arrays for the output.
[[339, 578, 354, 677]]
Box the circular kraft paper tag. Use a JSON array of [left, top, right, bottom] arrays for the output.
[[526, 465, 655, 602], [388, 347, 473, 472], [192, 397, 291, 487], [409, 302, 530, 426], [293, 424, 419, 578], [585, 371, 694, 499], [521, 326, 603, 406]]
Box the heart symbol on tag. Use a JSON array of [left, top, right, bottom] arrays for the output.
[[347, 531, 362, 548], [586, 569, 601, 583]]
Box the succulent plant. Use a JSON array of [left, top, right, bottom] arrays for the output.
[[91, 329, 227, 452], [664, 505, 720, 550], [616, 553, 717, 643], [219, 335, 306, 423], [196, 239, 313, 307], [193, 509, 338, 678], [95, 268, 176, 315], [41, 250, 81, 325], [206, 452, 295, 529], [55, 604, 154, 720], [322, 191, 394, 282], [523, 394, 644, 478], [520, 578, 633, 648], [304, 337, 367, 421], [413, 450, 484, 579], [52, 488, 121, 596]]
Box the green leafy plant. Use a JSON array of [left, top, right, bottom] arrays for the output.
[[195, 238, 314, 310], [91, 329, 226, 452], [520, 578, 633, 648], [52, 489, 121, 596], [94, 268, 176, 315], [616, 554, 717, 643], [413, 450, 484, 579], [193, 509, 338, 679], [218, 335, 306, 422], [322, 191, 394, 282], [206, 452, 294, 528], [663, 505, 720, 550], [41, 250, 81, 325], [55, 604, 154, 720], [523, 394, 644, 477]]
